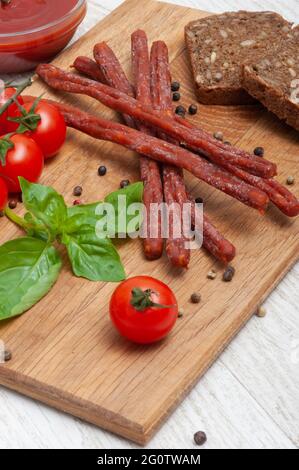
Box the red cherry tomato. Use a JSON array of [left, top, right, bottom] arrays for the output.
[[110, 276, 178, 344], [0, 134, 44, 193], [11, 101, 66, 159], [0, 177, 8, 210], [0, 87, 24, 134]]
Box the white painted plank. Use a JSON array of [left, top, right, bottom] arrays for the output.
[[220, 265, 299, 446], [0, 0, 298, 449]]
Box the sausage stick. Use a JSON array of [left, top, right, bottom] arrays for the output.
[[150, 40, 191, 267], [130, 32, 165, 260]]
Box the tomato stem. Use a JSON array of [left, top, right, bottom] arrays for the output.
[[0, 134, 14, 166], [7, 94, 43, 134], [0, 78, 32, 117], [130, 287, 173, 312]]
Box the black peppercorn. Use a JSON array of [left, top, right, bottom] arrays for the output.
[[194, 431, 207, 446], [0, 210, 4, 218], [172, 92, 181, 102], [98, 165, 107, 176], [175, 105, 186, 117], [171, 81, 180, 92], [222, 265, 235, 282], [4, 349, 12, 362], [188, 104, 198, 115], [120, 179, 130, 188], [8, 199, 17, 209], [195, 197, 203, 204], [73, 186, 82, 197], [254, 146, 264, 157], [190, 293, 201, 304]]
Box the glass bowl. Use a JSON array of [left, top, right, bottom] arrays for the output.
[[0, 0, 87, 74]]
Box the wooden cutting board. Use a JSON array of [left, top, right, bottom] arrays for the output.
[[0, 0, 298, 445]]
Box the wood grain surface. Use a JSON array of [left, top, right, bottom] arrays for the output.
[[0, 0, 298, 446]]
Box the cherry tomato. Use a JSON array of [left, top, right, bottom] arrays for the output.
[[0, 87, 24, 134], [0, 177, 8, 210], [0, 134, 44, 193], [11, 101, 66, 159], [110, 276, 178, 344]]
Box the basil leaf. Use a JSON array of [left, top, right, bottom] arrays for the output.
[[65, 182, 143, 237], [67, 202, 100, 219], [62, 227, 125, 282], [24, 212, 49, 242], [0, 237, 62, 320], [20, 178, 67, 238], [104, 181, 143, 212], [104, 182, 143, 235], [104, 181, 143, 205]]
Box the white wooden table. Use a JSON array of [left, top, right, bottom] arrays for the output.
[[0, 0, 298, 449]]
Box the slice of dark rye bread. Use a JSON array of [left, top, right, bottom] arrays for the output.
[[185, 11, 293, 105], [242, 27, 299, 131]]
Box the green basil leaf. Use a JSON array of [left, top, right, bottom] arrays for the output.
[[65, 182, 143, 237], [104, 182, 143, 235], [24, 212, 49, 242], [67, 202, 100, 219], [20, 178, 67, 238], [0, 237, 62, 320], [104, 181, 143, 204], [62, 227, 125, 282]]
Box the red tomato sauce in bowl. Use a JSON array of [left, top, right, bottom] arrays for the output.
[[0, 0, 87, 73]]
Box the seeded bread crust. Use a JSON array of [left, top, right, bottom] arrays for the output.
[[185, 11, 293, 105], [242, 26, 299, 131]]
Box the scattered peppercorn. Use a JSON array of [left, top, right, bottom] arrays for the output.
[[190, 293, 201, 304], [120, 179, 130, 189], [222, 265, 235, 282], [178, 309, 184, 318], [175, 105, 186, 117], [254, 146, 264, 157], [213, 131, 223, 141], [207, 270, 217, 280], [256, 306, 267, 317], [194, 431, 207, 446], [171, 81, 180, 92], [286, 176, 295, 185], [224, 141, 231, 146], [73, 186, 82, 197], [8, 199, 17, 209], [172, 92, 181, 102], [4, 349, 12, 362], [195, 197, 203, 204], [188, 104, 198, 115], [0, 210, 4, 218], [73, 199, 81, 206], [98, 165, 107, 176]]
